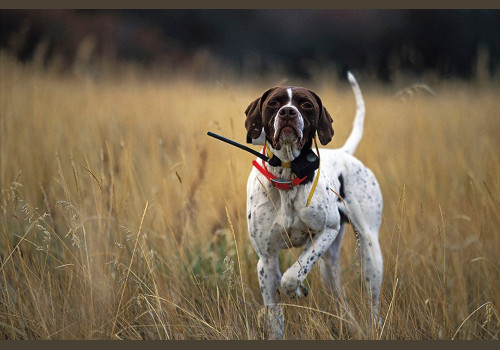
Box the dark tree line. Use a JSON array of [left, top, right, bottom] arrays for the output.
[[1, 9, 498, 81]]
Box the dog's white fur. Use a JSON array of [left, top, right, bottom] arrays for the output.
[[246, 73, 383, 339]]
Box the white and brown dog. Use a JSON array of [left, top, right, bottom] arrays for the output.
[[245, 73, 383, 339]]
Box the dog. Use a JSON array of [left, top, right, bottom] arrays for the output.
[[245, 73, 383, 339]]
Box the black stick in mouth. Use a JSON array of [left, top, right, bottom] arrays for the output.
[[207, 131, 269, 162]]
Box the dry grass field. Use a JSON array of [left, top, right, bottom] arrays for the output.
[[0, 52, 498, 339]]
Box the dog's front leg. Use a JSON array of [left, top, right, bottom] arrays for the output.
[[257, 254, 284, 339], [281, 226, 339, 299]]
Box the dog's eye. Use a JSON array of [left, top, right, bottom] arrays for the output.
[[268, 100, 280, 108], [301, 102, 314, 109]]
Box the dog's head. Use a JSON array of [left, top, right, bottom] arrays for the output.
[[245, 87, 333, 152]]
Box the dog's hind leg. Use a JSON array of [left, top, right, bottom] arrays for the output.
[[318, 221, 346, 299], [348, 204, 383, 326], [340, 171, 383, 326], [354, 224, 383, 327]]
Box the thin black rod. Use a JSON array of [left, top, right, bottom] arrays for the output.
[[207, 131, 268, 162]]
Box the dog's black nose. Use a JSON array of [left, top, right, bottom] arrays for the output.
[[279, 107, 297, 120]]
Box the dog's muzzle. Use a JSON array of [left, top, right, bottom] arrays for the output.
[[274, 106, 304, 149]]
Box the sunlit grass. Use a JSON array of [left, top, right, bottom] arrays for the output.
[[0, 52, 498, 339]]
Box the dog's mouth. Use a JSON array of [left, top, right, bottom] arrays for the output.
[[273, 124, 304, 150]]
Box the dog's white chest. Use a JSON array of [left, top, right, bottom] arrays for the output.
[[269, 190, 320, 249], [275, 223, 315, 248]]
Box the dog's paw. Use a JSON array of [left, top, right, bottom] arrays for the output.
[[258, 306, 285, 340], [281, 273, 308, 299], [300, 284, 309, 297], [281, 273, 300, 298]]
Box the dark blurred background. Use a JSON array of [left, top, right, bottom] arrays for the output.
[[1, 9, 499, 82]]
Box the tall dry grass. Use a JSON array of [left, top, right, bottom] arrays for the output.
[[0, 52, 498, 339]]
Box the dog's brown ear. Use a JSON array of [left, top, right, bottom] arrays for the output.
[[310, 90, 334, 145], [318, 106, 334, 145], [245, 97, 263, 139], [245, 87, 278, 139]]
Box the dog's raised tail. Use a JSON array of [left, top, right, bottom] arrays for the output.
[[340, 71, 366, 155]]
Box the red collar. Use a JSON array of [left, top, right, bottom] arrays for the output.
[[252, 145, 308, 190]]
